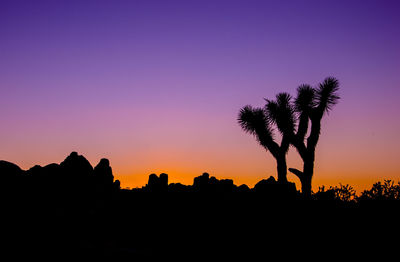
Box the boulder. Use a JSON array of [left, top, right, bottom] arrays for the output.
[[159, 173, 168, 187], [254, 176, 297, 199], [253, 176, 276, 193], [147, 173, 169, 192], [237, 184, 251, 193], [27, 163, 61, 194], [168, 183, 190, 193], [193, 172, 210, 192], [60, 152, 93, 177], [58, 152, 94, 194], [147, 173, 159, 190], [0, 160, 24, 189], [94, 158, 114, 186]]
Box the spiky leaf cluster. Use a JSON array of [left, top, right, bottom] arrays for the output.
[[315, 77, 340, 114], [238, 105, 275, 151], [295, 84, 315, 113], [265, 92, 296, 136]]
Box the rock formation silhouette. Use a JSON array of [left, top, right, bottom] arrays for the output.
[[0, 160, 25, 195], [145, 173, 169, 192], [1, 152, 399, 259], [0, 160, 24, 182], [94, 158, 115, 194]]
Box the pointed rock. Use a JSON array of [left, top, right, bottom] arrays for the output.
[[60, 152, 93, 177], [94, 158, 114, 185]]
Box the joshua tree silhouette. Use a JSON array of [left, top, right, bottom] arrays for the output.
[[238, 77, 340, 196], [288, 77, 340, 197], [238, 104, 290, 183]]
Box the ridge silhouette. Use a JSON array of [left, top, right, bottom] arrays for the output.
[[1, 152, 399, 259]]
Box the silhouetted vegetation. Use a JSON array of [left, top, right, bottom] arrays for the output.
[[239, 77, 340, 197], [314, 184, 357, 202], [238, 105, 291, 183], [1, 152, 399, 258], [358, 180, 400, 201]]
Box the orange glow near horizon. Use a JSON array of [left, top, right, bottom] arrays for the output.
[[4, 106, 400, 195], [115, 168, 400, 194], [4, 108, 400, 195]]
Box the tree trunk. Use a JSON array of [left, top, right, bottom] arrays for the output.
[[276, 155, 288, 183], [301, 156, 314, 198], [300, 174, 312, 199], [288, 157, 314, 198]]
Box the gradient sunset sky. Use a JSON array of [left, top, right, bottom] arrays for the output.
[[1, 0, 399, 192]]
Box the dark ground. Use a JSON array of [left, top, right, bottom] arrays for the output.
[[3, 190, 399, 260], [1, 154, 399, 260]]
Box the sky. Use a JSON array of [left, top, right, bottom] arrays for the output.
[[1, 0, 400, 193]]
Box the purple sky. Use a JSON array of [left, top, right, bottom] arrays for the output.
[[1, 0, 400, 191]]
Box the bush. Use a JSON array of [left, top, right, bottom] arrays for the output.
[[358, 180, 400, 201], [314, 184, 356, 202]]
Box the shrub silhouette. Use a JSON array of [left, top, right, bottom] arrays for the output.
[[315, 184, 356, 202], [358, 180, 400, 201]]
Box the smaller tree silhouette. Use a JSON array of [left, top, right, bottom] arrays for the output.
[[238, 105, 290, 183]]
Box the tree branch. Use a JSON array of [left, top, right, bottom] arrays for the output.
[[288, 168, 303, 180], [296, 112, 309, 142], [306, 111, 321, 151], [290, 135, 307, 160]]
